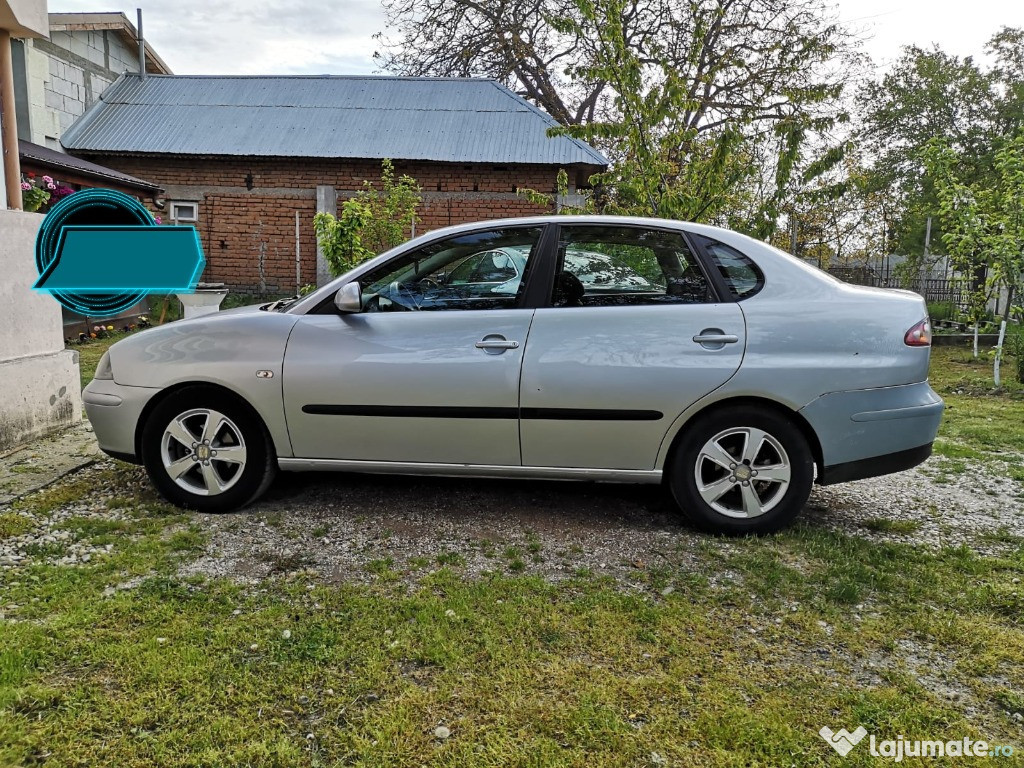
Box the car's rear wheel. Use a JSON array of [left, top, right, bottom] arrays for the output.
[[668, 406, 813, 534], [142, 387, 275, 512]]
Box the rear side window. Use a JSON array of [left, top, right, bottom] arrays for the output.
[[552, 225, 714, 307], [697, 236, 764, 300]]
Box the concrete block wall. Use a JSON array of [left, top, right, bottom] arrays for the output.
[[75, 155, 562, 293], [0, 210, 82, 451], [23, 31, 135, 147]]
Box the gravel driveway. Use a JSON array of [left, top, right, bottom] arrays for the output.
[[3, 451, 1021, 583], [176, 453, 1024, 586]]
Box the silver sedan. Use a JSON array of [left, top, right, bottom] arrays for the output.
[[83, 216, 943, 534]]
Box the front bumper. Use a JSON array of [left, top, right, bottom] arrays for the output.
[[798, 381, 944, 485], [82, 378, 161, 463]]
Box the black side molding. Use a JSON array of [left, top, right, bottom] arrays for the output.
[[519, 408, 663, 421], [302, 405, 518, 419], [302, 405, 664, 421], [818, 443, 932, 485]]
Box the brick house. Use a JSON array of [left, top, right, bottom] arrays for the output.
[[60, 74, 608, 294]]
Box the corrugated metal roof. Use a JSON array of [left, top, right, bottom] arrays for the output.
[[61, 75, 608, 167]]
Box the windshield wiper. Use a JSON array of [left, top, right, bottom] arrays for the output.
[[264, 296, 300, 312]]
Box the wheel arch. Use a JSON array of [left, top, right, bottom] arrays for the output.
[[659, 396, 824, 480], [134, 381, 279, 462]]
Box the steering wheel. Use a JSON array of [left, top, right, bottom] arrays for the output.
[[418, 276, 442, 290], [387, 281, 421, 311]]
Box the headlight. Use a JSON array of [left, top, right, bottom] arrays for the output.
[[94, 351, 114, 380]]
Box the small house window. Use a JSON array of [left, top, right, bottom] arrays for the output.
[[170, 202, 198, 222]]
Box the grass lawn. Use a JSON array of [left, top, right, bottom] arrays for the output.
[[6, 332, 1014, 766], [928, 346, 1024, 482], [75, 334, 118, 389]]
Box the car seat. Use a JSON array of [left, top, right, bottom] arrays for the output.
[[553, 270, 585, 307]]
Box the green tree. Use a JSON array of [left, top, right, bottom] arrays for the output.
[[314, 160, 422, 277], [381, 0, 859, 230], [856, 30, 1024, 261], [922, 134, 1024, 325]]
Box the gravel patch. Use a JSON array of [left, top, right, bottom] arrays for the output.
[[174, 455, 1024, 585], [179, 470, 699, 586], [3, 455, 1021, 586], [807, 455, 1024, 555], [0, 463, 125, 572]]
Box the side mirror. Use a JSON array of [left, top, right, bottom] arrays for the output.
[[334, 282, 362, 313]]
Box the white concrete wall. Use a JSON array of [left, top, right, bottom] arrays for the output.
[[0, 0, 48, 38], [0, 209, 81, 450]]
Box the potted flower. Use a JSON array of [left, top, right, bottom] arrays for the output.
[[20, 173, 52, 212]]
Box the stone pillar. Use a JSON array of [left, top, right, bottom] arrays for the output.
[[315, 184, 337, 287], [0, 210, 82, 450]]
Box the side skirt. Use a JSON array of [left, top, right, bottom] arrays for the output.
[[277, 458, 663, 484]]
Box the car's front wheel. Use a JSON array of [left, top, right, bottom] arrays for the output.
[[141, 387, 276, 512], [667, 406, 814, 534]]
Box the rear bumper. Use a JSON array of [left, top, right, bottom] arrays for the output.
[[819, 443, 932, 485], [799, 381, 943, 483]]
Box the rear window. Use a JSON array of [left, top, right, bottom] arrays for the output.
[[697, 237, 764, 300]]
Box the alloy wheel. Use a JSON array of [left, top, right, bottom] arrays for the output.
[[159, 408, 247, 496], [693, 427, 791, 518]]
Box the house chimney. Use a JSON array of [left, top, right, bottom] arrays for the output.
[[137, 9, 146, 79]]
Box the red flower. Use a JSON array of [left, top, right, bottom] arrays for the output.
[[27, 172, 35, 178]]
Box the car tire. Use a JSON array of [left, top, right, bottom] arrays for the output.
[[667, 406, 814, 535], [141, 386, 276, 512]]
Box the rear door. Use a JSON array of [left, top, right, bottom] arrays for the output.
[[519, 224, 746, 470]]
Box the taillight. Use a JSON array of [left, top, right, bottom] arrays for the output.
[[904, 319, 931, 347]]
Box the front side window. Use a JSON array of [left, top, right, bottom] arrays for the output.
[[552, 226, 713, 307], [359, 227, 543, 312]]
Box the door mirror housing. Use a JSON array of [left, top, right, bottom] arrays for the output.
[[334, 282, 362, 313]]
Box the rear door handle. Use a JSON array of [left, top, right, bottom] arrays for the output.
[[692, 328, 739, 349], [692, 333, 739, 344]]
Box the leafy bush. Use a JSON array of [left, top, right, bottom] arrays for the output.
[[314, 160, 421, 277], [927, 301, 955, 322]]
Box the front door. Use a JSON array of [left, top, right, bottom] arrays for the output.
[[519, 224, 746, 470], [284, 225, 545, 465]]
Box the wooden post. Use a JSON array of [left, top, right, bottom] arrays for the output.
[[0, 29, 23, 209]]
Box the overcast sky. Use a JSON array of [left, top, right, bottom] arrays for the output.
[[47, 0, 1024, 77]]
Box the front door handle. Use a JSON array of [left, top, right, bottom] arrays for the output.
[[476, 334, 520, 354]]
